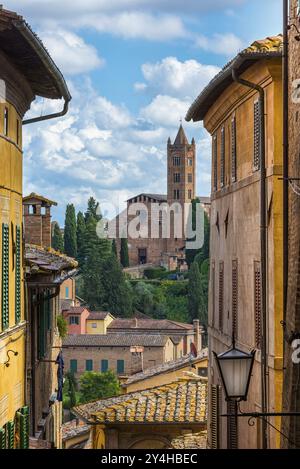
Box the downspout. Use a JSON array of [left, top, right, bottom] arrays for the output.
[[22, 98, 70, 125], [283, 0, 289, 337], [232, 65, 268, 450]]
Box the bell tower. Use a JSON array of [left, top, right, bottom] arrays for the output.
[[167, 124, 196, 205]]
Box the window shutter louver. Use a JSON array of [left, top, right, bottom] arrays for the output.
[[6, 421, 15, 449], [212, 261, 215, 328], [16, 407, 29, 449], [231, 117, 237, 182], [220, 127, 225, 187], [0, 427, 5, 449], [15, 225, 21, 324], [210, 384, 221, 449], [219, 262, 224, 332], [227, 400, 238, 449], [232, 260, 238, 339], [213, 134, 218, 191], [254, 262, 262, 348], [2, 223, 9, 330], [254, 101, 261, 171]]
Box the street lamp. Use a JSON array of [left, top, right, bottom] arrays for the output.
[[213, 343, 255, 402]]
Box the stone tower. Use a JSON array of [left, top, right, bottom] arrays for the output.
[[23, 193, 57, 248]]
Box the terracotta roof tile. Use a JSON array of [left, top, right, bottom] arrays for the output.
[[63, 333, 170, 347]]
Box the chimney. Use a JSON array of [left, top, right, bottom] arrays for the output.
[[23, 193, 57, 248], [130, 346, 144, 373], [193, 319, 202, 354]]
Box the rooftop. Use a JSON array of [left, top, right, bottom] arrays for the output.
[[63, 333, 173, 348], [186, 34, 282, 122], [25, 244, 78, 275], [62, 306, 89, 315], [108, 318, 194, 331], [123, 349, 208, 387], [23, 193, 57, 206], [87, 311, 114, 320], [73, 376, 207, 425], [61, 420, 90, 442]]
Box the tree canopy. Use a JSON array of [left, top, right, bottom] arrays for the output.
[[79, 370, 120, 403]]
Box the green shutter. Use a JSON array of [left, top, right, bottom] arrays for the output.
[[6, 421, 15, 449], [38, 296, 47, 359], [86, 359, 93, 371], [16, 407, 29, 449], [15, 225, 21, 324], [101, 359, 108, 372], [70, 359, 77, 373], [117, 360, 124, 374], [0, 427, 5, 449], [2, 223, 9, 330]]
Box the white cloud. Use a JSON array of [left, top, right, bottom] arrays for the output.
[[137, 57, 220, 99], [195, 33, 245, 56], [140, 95, 192, 127], [39, 29, 104, 75]]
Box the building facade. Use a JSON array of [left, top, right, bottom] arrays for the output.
[[0, 7, 70, 449], [187, 35, 283, 448]]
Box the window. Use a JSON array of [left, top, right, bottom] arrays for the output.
[[29, 205, 37, 215], [187, 158, 193, 166], [91, 323, 97, 328], [16, 119, 20, 145], [219, 261, 224, 332], [188, 189, 192, 200], [70, 316, 79, 325], [188, 173, 193, 183], [38, 290, 51, 359], [253, 100, 261, 170], [15, 226, 21, 324], [174, 189, 180, 200], [231, 116, 237, 182], [65, 286, 69, 298], [254, 262, 261, 348], [210, 384, 221, 449], [101, 359, 109, 372], [70, 359, 77, 373], [2, 223, 9, 331], [4, 107, 8, 136], [213, 134, 217, 191], [220, 126, 225, 187], [232, 260, 238, 339], [86, 360, 93, 371], [211, 261, 215, 328], [173, 156, 181, 166], [174, 172, 180, 183], [117, 359, 125, 374]]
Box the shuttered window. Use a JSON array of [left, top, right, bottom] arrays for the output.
[[6, 421, 14, 449], [220, 126, 225, 187], [232, 260, 238, 339], [15, 407, 29, 449], [101, 359, 109, 372], [227, 401, 238, 449], [86, 359, 93, 371], [210, 384, 221, 449], [219, 262, 224, 332], [213, 134, 218, 191], [15, 226, 21, 324], [2, 223, 9, 330], [231, 116, 237, 182], [70, 359, 77, 373], [211, 261, 215, 328], [254, 262, 262, 348], [253, 100, 261, 171], [117, 359, 125, 374], [0, 427, 5, 449]]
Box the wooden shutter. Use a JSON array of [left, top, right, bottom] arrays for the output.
[[101, 359, 108, 372], [220, 126, 225, 187], [15, 225, 21, 324], [231, 116, 237, 182], [6, 421, 14, 449], [227, 400, 238, 449], [0, 427, 6, 449], [219, 262, 224, 332], [232, 260, 238, 339], [213, 134, 218, 191], [2, 223, 9, 330], [211, 261, 215, 328], [254, 262, 262, 348], [253, 100, 261, 170], [210, 384, 221, 449], [16, 406, 29, 449]]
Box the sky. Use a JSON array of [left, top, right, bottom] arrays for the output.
[[7, 0, 282, 223]]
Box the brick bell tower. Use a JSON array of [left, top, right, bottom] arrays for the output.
[[23, 193, 57, 248]]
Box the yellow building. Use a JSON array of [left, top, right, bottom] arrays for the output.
[[186, 35, 283, 448], [86, 312, 115, 335], [0, 7, 70, 449]]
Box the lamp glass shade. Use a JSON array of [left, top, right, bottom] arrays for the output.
[[215, 347, 255, 400]]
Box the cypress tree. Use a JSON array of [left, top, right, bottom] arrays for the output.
[[52, 222, 64, 252], [77, 211, 86, 266], [64, 204, 77, 258], [120, 237, 129, 267], [187, 261, 203, 322]]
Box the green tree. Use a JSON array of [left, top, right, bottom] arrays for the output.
[[63, 371, 78, 409], [112, 239, 118, 258], [64, 204, 77, 258], [52, 222, 64, 252], [77, 211, 86, 266], [120, 237, 129, 267], [85, 197, 100, 222], [79, 370, 120, 403], [186, 201, 210, 268], [101, 254, 133, 316], [187, 261, 204, 323]]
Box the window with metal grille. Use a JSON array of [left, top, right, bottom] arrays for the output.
[[254, 262, 262, 348], [220, 126, 225, 187], [219, 262, 224, 332], [15, 226, 21, 324], [86, 359, 93, 371], [227, 401, 238, 449], [253, 100, 261, 171], [173, 156, 181, 166], [213, 134, 218, 191], [2, 223, 9, 331], [232, 260, 238, 339], [231, 116, 237, 182], [174, 172, 180, 183], [210, 384, 221, 449], [101, 359, 109, 372]]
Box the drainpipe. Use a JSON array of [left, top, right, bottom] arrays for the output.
[[22, 98, 70, 125], [283, 0, 289, 335], [232, 65, 268, 450]]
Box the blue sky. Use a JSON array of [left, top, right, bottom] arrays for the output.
[[7, 0, 282, 223]]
